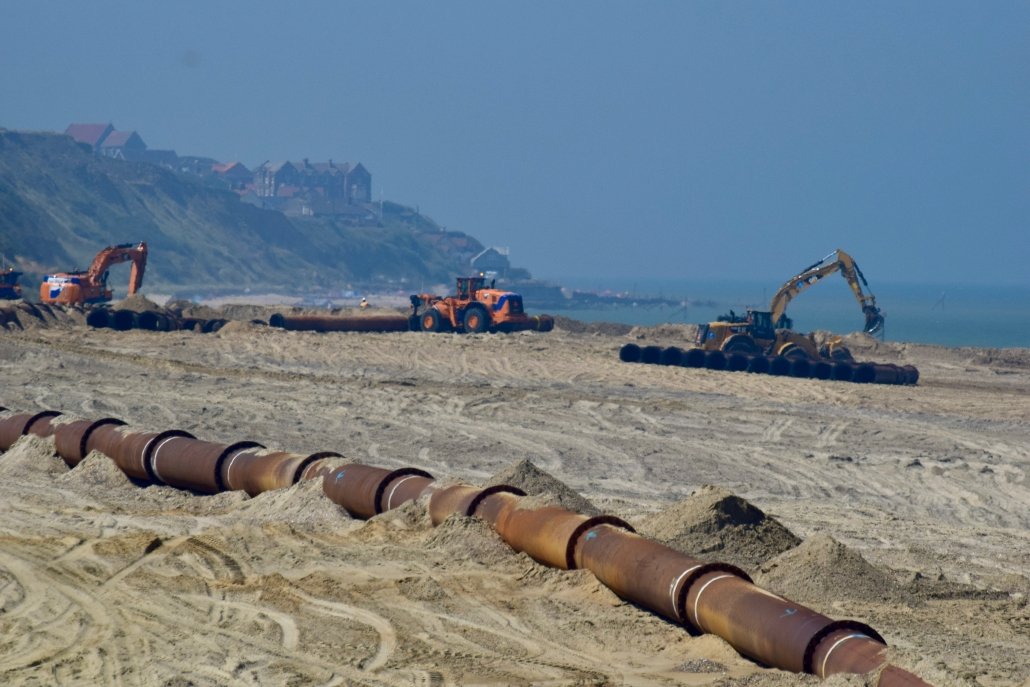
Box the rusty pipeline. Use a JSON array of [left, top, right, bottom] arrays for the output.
[[0, 410, 62, 450], [683, 348, 707, 368], [323, 463, 435, 518], [149, 436, 264, 493], [492, 506, 635, 571], [618, 343, 641, 363], [684, 571, 883, 675], [85, 426, 196, 482], [201, 318, 228, 333], [853, 363, 907, 385], [296, 452, 346, 482], [53, 417, 126, 468], [573, 523, 749, 629], [219, 449, 331, 496], [900, 365, 919, 385], [269, 313, 411, 333], [427, 483, 525, 526]]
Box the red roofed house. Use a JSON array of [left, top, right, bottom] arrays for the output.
[[211, 161, 252, 190], [64, 123, 114, 151]]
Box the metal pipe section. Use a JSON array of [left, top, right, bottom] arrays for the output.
[[220, 449, 314, 496], [53, 417, 126, 468], [0, 410, 61, 450], [660, 346, 684, 366], [726, 352, 750, 372], [769, 356, 791, 376], [704, 350, 727, 370], [618, 343, 641, 363], [149, 437, 264, 493], [811, 360, 833, 380], [137, 310, 172, 331], [831, 362, 855, 382], [269, 313, 411, 333], [111, 309, 138, 331], [639, 345, 662, 365], [683, 348, 707, 368], [86, 308, 112, 329], [746, 354, 771, 374], [323, 464, 434, 518], [789, 357, 812, 379], [296, 452, 346, 482]]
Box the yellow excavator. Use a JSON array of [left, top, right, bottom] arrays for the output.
[[695, 249, 884, 360]]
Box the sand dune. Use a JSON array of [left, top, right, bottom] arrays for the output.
[[1, 311, 1028, 686]]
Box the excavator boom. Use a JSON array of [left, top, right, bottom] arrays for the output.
[[40, 242, 148, 305], [768, 248, 884, 335]]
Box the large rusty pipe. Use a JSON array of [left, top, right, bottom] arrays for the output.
[[853, 363, 904, 385], [220, 449, 313, 496], [323, 464, 434, 518], [685, 571, 874, 674], [618, 343, 641, 363], [427, 484, 525, 526], [296, 452, 346, 482], [149, 436, 263, 493], [500, 315, 555, 333], [492, 506, 634, 571], [87, 427, 197, 482], [269, 313, 411, 332], [683, 348, 707, 368], [573, 524, 750, 629], [53, 417, 126, 468], [0, 410, 62, 450]]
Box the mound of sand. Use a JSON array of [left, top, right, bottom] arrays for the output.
[[755, 533, 903, 605], [487, 459, 600, 516], [113, 293, 166, 313], [57, 450, 136, 490], [551, 316, 633, 336], [0, 434, 66, 478], [636, 485, 800, 571], [424, 510, 520, 568], [230, 478, 355, 530]]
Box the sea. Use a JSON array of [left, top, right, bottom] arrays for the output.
[[542, 278, 1030, 350]]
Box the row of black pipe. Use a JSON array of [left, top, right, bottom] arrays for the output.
[[86, 307, 228, 333], [620, 344, 919, 385]]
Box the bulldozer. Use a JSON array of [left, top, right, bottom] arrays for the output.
[[40, 242, 148, 305], [411, 275, 553, 333], [695, 248, 884, 360], [1, 267, 22, 300]]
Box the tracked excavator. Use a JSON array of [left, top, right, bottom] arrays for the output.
[[695, 249, 884, 360], [40, 242, 148, 305]]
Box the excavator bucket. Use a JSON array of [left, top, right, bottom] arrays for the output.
[[863, 306, 885, 335]]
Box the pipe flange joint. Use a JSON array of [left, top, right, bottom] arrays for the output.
[[802, 619, 886, 676]]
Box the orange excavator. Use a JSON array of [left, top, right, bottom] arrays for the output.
[[40, 242, 148, 305]]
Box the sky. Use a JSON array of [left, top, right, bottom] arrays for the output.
[[2, 1, 1028, 287]]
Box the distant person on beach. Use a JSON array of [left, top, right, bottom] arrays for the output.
[[360, 297, 369, 309]]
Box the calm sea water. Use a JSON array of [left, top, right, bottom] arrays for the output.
[[543, 278, 1030, 349]]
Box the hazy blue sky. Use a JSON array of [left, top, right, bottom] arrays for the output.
[[2, 1, 1027, 287]]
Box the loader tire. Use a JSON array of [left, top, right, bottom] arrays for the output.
[[463, 305, 490, 334], [420, 309, 444, 333], [722, 334, 759, 355]]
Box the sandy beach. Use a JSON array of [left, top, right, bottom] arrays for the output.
[[1, 301, 1027, 686]]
